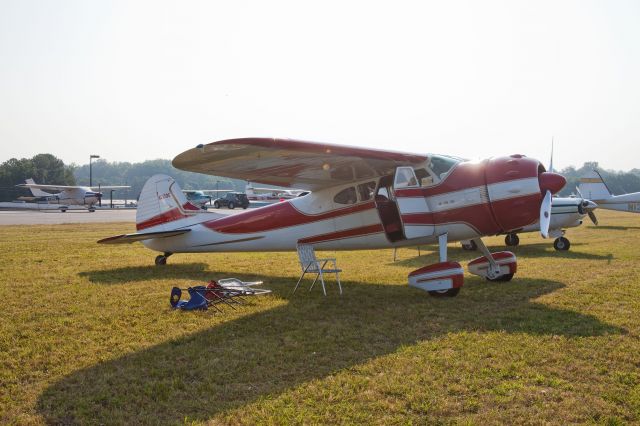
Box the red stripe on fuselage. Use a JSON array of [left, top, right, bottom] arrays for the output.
[[204, 200, 377, 234], [298, 224, 384, 244], [136, 202, 199, 231], [137, 207, 188, 231]]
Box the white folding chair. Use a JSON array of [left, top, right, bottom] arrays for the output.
[[293, 244, 342, 296]]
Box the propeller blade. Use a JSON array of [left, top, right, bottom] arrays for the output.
[[540, 190, 552, 238], [588, 211, 598, 225]]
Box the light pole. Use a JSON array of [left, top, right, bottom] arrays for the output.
[[89, 155, 100, 187]]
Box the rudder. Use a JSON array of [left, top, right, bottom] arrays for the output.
[[578, 170, 612, 201], [136, 174, 201, 231]]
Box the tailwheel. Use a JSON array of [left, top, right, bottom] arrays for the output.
[[504, 233, 519, 247], [461, 240, 477, 251], [554, 237, 570, 251], [155, 252, 172, 266], [428, 288, 461, 297]]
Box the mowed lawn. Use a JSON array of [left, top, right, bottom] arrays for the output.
[[1, 210, 640, 424]]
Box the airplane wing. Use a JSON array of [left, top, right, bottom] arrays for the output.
[[183, 189, 234, 193], [97, 229, 191, 244], [17, 183, 130, 191], [90, 186, 130, 190], [17, 183, 81, 191], [172, 138, 428, 191], [249, 187, 303, 193]]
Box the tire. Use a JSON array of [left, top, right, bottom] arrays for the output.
[[461, 240, 477, 251], [554, 237, 570, 251], [428, 288, 461, 297], [505, 233, 520, 247], [213, 201, 220, 209], [486, 273, 514, 282], [155, 255, 167, 266], [228, 202, 235, 209]]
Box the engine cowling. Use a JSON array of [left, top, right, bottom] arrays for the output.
[[485, 155, 566, 233]]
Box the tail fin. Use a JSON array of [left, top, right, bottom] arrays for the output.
[[136, 174, 203, 231], [25, 179, 53, 197], [578, 170, 612, 201]]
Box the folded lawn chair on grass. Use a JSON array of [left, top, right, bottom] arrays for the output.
[[170, 279, 271, 312], [293, 244, 342, 296]]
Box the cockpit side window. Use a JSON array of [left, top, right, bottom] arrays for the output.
[[414, 168, 434, 187], [394, 167, 418, 189]]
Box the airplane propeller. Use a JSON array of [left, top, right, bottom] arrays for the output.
[[576, 188, 598, 225], [540, 190, 553, 238]]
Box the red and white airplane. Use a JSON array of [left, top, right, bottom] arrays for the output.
[[99, 138, 565, 297]]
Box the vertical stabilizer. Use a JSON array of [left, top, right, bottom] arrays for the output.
[[136, 174, 202, 231], [578, 170, 613, 201], [25, 179, 53, 197]]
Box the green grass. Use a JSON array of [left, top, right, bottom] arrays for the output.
[[1, 210, 640, 424]]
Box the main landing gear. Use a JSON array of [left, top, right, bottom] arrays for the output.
[[505, 233, 520, 247], [155, 252, 173, 265], [553, 236, 570, 251], [408, 234, 517, 297]]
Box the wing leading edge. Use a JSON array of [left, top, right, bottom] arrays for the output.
[[172, 138, 428, 191]]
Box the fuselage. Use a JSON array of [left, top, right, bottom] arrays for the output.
[[593, 193, 640, 213], [33, 187, 101, 206], [138, 155, 565, 254]]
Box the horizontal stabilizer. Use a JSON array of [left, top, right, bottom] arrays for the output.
[[98, 229, 190, 244]]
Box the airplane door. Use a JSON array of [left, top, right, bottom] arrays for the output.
[[393, 166, 435, 239]]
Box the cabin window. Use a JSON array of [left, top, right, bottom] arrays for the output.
[[334, 187, 357, 205], [357, 181, 376, 201]]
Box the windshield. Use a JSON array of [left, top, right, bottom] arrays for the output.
[[428, 155, 460, 179]]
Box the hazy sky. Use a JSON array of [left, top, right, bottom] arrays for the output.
[[1, 0, 638, 170]]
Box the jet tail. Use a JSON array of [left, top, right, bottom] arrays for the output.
[[577, 170, 613, 201], [25, 179, 52, 197]]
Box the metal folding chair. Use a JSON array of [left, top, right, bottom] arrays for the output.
[[293, 244, 342, 296]]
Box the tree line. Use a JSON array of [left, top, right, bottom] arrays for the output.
[[1, 153, 640, 202], [0, 154, 242, 202]]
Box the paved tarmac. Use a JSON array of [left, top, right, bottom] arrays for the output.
[[0, 208, 243, 225]]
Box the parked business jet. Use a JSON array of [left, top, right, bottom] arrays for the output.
[[17, 179, 129, 212], [578, 170, 640, 213], [98, 137, 565, 297]]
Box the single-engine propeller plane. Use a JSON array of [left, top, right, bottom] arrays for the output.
[[98, 138, 565, 297], [17, 179, 130, 212]]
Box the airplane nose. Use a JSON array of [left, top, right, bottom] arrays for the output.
[[538, 172, 566, 195]]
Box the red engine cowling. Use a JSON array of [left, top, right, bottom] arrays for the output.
[[485, 155, 565, 233]]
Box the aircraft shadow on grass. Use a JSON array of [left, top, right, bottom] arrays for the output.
[[587, 225, 640, 231], [78, 263, 212, 284], [389, 243, 613, 268], [37, 272, 624, 424]]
